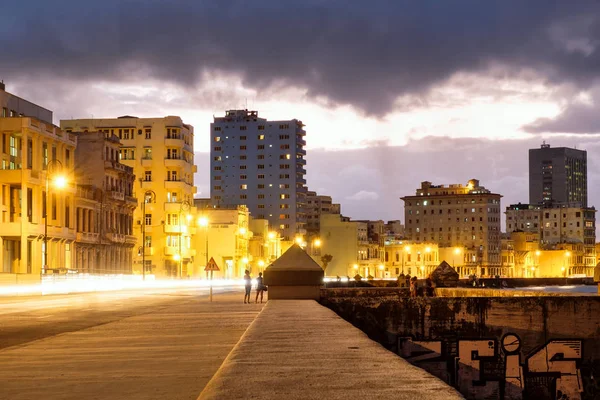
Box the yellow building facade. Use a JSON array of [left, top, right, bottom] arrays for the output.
[[0, 117, 77, 281], [318, 214, 384, 278], [384, 240, 440, 278], [61, 116, 197, 277], [191, 205, 250, 279]]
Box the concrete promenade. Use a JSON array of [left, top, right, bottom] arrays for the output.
[[0, 289, 262, 400], [199, 300, 463, 400]]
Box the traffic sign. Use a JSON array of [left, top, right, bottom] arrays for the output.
[[205, 257, 220, 272]]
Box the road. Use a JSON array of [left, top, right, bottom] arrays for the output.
[[0, 287, 264, 400]]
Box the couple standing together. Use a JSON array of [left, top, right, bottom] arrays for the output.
[[243, 270, 267, 304]]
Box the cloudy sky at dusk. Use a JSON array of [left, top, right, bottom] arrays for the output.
[[3, 1, 600, 226]]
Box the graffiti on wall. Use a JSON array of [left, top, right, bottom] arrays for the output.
[[398, 334, 586, 400]]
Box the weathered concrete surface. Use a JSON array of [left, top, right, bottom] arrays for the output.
[[435, 287, 598, 297], [321, 290, 600, 399], [0, 291, 263, 400], [199, 300, 463, 400]]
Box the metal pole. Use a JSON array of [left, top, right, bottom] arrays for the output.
[[207, 225, 212, 302], [179, 206, 182, 279], [43, 173, 48, 276], [142, 199, 145, 281]]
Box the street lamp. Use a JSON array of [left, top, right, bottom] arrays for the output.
[[198, 216, 209, 276], [565, 251, 571, 277], [177, 200, 190, 278], [402, 245, 410, 274], [44, 160, 67, 275], [378, 264, 385, 279], [141, 190, 156, 280]]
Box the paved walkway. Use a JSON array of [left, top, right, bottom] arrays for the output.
[[0, 291, 263, 400], [199, 300, 463, 400]]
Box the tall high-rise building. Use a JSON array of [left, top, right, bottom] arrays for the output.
[[401, 179, 502, 276], [61, 116, 197, 277], [529, 143, 587, 207], [210, 110, 307, 241]]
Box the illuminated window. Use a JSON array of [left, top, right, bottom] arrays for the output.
[[215, 136, 221, 142], [240, 184, 247, 190], [258, 135, 265, 140]]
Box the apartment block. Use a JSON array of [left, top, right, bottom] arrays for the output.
[[529, 143, 587, 207], [0, 117, 77, 278], [504, 203, 596, 274], [74, 132, 137, 274], [401, 179, 502, 276], [305, 190, 341, 236], [210, 110, 307, 241], [61, 116, 197, 277]]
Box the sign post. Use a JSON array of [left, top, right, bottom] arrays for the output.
[[205, 257, 220, 302]]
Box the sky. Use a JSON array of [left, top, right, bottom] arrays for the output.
[[2, 1, 600, 229]]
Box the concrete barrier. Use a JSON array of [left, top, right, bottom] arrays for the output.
[[198, 300, 462, 400], [320, 288, 600, 399]]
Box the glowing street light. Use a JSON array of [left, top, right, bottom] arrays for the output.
[[44, 159, 68, 275], [239, 227, 247, 235], [173, 254, 181, 261], [314, 239, 321, 247], [268, 231, 276, 240], [353, 264, 359, 270]]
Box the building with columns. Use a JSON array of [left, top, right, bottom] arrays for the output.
[[74, 132, 137, 274], [61, 116, 197, 277]]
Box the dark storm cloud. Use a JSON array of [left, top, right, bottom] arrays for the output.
[[2, 0, 600, 116], [524, 102, 600, 134]]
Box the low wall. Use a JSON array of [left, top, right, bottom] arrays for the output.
[[320, 288, 600, 400], [198, 300, 461, 400]]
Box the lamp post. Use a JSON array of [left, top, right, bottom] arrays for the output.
[[198, 215, 209, 271], [565, 251, 571, 279], [453, 247, 461, 274], [44, 160, 67, 275], [178, 200, 190, 279], [402, 245, 410, 275], [312, 238, 321, 257], [141, 190, 156, 281]]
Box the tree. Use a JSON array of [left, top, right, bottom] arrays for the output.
[[321, 254, 333, 273]]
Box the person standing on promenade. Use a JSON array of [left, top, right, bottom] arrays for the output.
[[243, 270, 252, 304], [255, 272, 266, 303]]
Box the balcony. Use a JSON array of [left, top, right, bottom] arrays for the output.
[[296, 177, 307, 185], [164, 224, 184, 234], [106, 232, 126, 244], [164, 247, 178, 256], [125, 235, 137, 245], [164, 157, 187, 169], [104, 160, 132, 174], [296, 158, 306, 166], [296, 148, 306, 156], [164, 180, 187, 190], [141, 157, 152, 168], [76, 232, 99, 243], [296, 138, 306, 146], [125, 195, 137, 205], [106, 190, 125, 201], [165, 137, 185, 148], [141, 180, 153, 190]]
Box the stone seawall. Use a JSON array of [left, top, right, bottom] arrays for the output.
[[320, 288, 600, 400]]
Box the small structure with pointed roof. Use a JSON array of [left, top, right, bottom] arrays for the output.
[[431, 261, 459, 288], [263, 244, 324, 300]]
